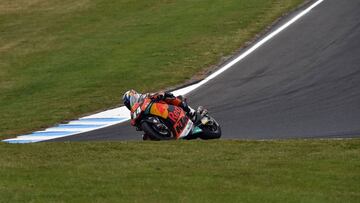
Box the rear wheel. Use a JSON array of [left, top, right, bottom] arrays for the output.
[[199, 117, 221, 140], [140, 118, 175, 141]]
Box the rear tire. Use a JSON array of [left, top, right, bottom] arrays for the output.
[[199, 117, 222, 140]]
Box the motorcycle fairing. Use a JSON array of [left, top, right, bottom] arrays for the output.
[[177, 119, 193, 139], [130, 98, 198, 139], [149, 102, 169, 119], [192, 126, 203, 134], [130, 98, 153, 126], [149, 103, 192, 139]]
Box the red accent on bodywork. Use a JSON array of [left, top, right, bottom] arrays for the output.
[[141, 98, 151, 111], [131, 103, 140, 113], [155, 102, 167, 114], [130, 98, 152, 126]]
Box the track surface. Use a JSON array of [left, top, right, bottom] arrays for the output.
[[54, 0, 360, 141]]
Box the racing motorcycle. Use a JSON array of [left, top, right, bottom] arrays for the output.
[[130, 97, 221, 140]]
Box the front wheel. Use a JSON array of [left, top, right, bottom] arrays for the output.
[[140, 118, 175, 141]]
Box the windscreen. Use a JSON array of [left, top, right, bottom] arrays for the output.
[[129, 93, 146, 109], [129, 94, 139, 109]]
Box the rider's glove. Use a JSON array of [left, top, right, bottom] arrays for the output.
[[150, 93, 163, 102], [164, 92, 174, 98], [151, 92, 174, 101]]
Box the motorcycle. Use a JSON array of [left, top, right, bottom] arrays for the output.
[[130, 97, 221, 140]]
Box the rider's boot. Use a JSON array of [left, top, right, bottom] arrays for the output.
[[180, 101, 197, 121], [197, 106, 208, 117], [188, 107, 197, 121]]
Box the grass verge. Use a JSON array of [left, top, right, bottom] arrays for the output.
[[0, 0, 304, 138], [0, 139, 359, 202]]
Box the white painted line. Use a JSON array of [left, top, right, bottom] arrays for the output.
[[45, 127, 98, 132], [2, 0, 324, 143]]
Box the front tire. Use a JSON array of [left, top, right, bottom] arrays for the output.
[[140, 120, 174, 141]]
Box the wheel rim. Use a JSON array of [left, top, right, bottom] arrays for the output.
[[204, 118, 219, 132], [151, 120, 172, 138]]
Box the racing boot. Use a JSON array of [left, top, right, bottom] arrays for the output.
[[188, 107, 197, 122], [180, 100, 197, 121], [197, 106, 208, 117]]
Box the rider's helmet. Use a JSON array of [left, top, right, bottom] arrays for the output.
[[122, 89, 140, 110]]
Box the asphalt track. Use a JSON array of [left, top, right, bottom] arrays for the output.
[[54, 0, 360, 141]]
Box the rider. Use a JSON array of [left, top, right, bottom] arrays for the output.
[[122, 89, 198, 120]]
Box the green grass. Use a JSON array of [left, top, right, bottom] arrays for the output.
[[0, 0, 304, 138], [0, 139, 359, 202]]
